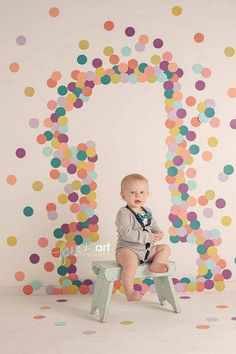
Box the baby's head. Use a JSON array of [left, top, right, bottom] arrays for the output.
[[120, 173, 149, 210]]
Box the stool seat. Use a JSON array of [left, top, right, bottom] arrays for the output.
[[90, 259, 181, 323]]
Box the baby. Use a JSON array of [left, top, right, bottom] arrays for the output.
[[115, 173, 171, 302]]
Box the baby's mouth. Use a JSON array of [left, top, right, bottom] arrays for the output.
[[135, 200, 141, 204]]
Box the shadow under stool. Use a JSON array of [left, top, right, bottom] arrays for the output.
[[90, 260, 181, 323]]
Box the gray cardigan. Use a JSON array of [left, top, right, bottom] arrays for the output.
[[115, 206, 162, 261]]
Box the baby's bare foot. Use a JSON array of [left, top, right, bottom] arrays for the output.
[[149, 263, 169, 273], [126, 290, 143, 302]]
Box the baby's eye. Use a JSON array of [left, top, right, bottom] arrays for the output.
[[140, 191, 144, 194], [131, 191, 135, 194]]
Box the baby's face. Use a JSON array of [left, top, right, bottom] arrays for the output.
[[121, 179, 149, 210]]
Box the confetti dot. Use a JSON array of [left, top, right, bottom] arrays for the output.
[[7, 235, 17, 246], [9, 62, 20, 72], [33, 315, 45, 320], [125, 26, 135, 37], [15, 271, 25, 281], [223, 164, 234, 175], [24, 87, 35, 97], [215, 198, 226, 209], [194, 33, 204, 43], [32, 181, 43, 191], [104, 20, 114, 31], [23, 285, 33, 295], [55, 321, 67, 326], [230, 119, 236, 129], [38, 237, 48, 247], [79, 40, 89, 50], [221, 216, 232, 226], [29, 118, 39, 128], [208, 137, 218, 147], [23, 206, 34, 217], [6, 175, 17, 185], [56, 299, 68, 302], [210, 117, 220, 128], [153, 38, 163, 48], [49, 7, 59, 17], [195, 80, 205, 90], [227, 88, 236, 98], [202, 151, 212, 161], [196, 324, 209, 329], [231, 317, 236, 320], [29, 253, 40, 264], [120, 320, 133, 325], [83, 330, 96, 334], [172, 6, 182, 16], [16, 35, 26, 45], [224, 47, 235, 57], [216, 305, 228, 309], [16, 148, 26, 158]]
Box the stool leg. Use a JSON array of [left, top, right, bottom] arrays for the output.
[[154, 276, 181, 313], [153, 277, 166, 306], [98, 275, 114, 323], [90, 270, 103, 315]]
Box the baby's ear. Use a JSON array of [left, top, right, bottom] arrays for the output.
[[120, 192, 124, 200]]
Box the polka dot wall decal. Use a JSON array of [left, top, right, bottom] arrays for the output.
[[15, 271, 25, 281], [23, 206, 33, 217], [49, 7, 59, 17], [194, 33, 204, 43], [125, 26, 135, 37], [16, 35, 26, 45], [33, 315, 46, 320], [153, 38, 164, 48], [32, 181, 43, 191], [23, 285, 33, 295], [104, 20, 114, 31], [172, 6, 182, 16], [120, 320, 133, 325], [221, 216, 232, 226], [224, 47, 235, 57], [9, 62, 20, 72], [216, 305, 228, 309], [6, 175, 17, 185], [29, 253, 40, 264], [7, 235, 17, 246], [227, 88, 236, 97], [55, 321, 67, 326], [24, 87, 35, 97], [196, 324, 210, 329], [38, 237, 48, 247], [79, 40, 89, 50], [195, 80, 205, 90], [29, 118, 39, 128], [16, 148, 26, 158]]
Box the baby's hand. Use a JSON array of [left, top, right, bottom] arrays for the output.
[[152, 231, 164, 242]]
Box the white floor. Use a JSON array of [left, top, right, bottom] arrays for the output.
[[0, 283, 236, 354]]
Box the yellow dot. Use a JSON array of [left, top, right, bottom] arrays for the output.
[[111, 74, 120, 84], [90, 232, 99, 242], [65, 233, 75, 241], [221, 216, 232, 226], [208, 246, 217, 255], [56, 240, 65, 249], [86, 147, 96, 157], [58, 116, 68, 125], [67, 93, 77, 103], [7, 235, 17, 246], [197, 102, 206, 113], [95, 67, 106, 77], [165, 160, 173, 169], [63, 150, 72, 159], [205, 190, 215, 200], [58, 194, 68, 204], [172, 6, 182, 16], [120, 320, 133, 325], [77, 211, 88, 222], [198, 266, 208, 275], [151, 55, 161, 64], [224, 47, 235, 57], [147, 75, 157, 83], [170, 127, 179, 136], [51, 139, 60, 148], [69, 285, 79, 294], [32, 181, 43, 191], [184, 156, 193, 165], [187, 283, 196, 292], [71, 180, 81, 190], [214, 281, 225, 291], [103, 46, 114, 56], [208, 137, 218, 147], [79, 40, 89, 50], [24, 87, 35, 97], [171, 190, 181, 197], [87, 191, 96, 201]]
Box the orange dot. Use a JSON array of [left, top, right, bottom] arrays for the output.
[[44, 262, 55, 272], [47, 78, 57, 88], [33, 315, 46, 319], [139, 34, 149, 44], [109, 54, 120, 65], [162, 52, 173, 61], [9, 62, 20, 72], [128, 58, 138, 69], [47, 100, 57, 110], [191, 116, 201, 127], [80, 229, 90, 237], [194, 32, 204, 43], [79, 284, 89, 294], [50, 169, 60, 179], [36, 134, 47, 144], [82, 86, 92, 96], [77, 169, 87, 178], [118, 63, 128, 73], [51, 71, 61, 81], [15, 271, 25, 281], [51, 247, 61, 258], [165, 119, 176, 129], [201, 68, 211, 78], [104, 20, 114, 31], [23, 285, 33, 295], [168, 62, 178, 72], [186, 196, 196, 206], [80, 197, 89, 204], [71, 70, 80, 80], [202, 151, 212, 161], [46, 202, 56, 212], [186, 96, 196, 106], [217, 259, 227, 269], [6, 175, 17, 185], [198, 195, 208, 206], [227, 88, 236, 98], [196, 324, 209, 329], [77, 143, 87, 151], [49, 7, 59, 17]]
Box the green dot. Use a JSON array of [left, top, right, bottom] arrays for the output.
[[51, 158, 61, 168], [80, 185, 91, 195], [189, 144, 200, 155], [101, 75, 111, 85], [205, 108, 215, 118], [181, 192, 189, 201], [57, 86, 68, 96], [138, 63, 148, 73], [23, 206, 34, 217], [197, 245, 206, 254], [190, 220, 200, 230], [179, 126, 188, 135], [44, 131, 53, 141], [43, 147, 53, 157], [170, 236, 179, 243], [77, 55, 87, 65], [55, 107, 65, 117], [168, 166, 178, 176], [82, 221, 89, 228], [77, 151, 87, 160], [53, 228, 64, 238], [223, 164, 234, 175]]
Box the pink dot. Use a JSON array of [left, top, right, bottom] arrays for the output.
[[38, 237, 48, 248], [210, 117, 220, 128]]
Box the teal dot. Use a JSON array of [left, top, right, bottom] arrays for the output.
[[75, 235, 83, 245], [77, 151, 87, 160], [167, 166, 178, 176], [204, 270, 213, 279], [189, 144, 200, 155], [173, 101, 182, 110], [187, 234, 196, 243], [199, 113, 208, 123], [188, 180, 197, 190], [80, 185, 91, 195], [197, 244, 206, 254], [206, 259, 216, 269], [57, 86, 68, 96], [180, 277, 191, 284], [212, 229, 221, 237], [73, 87, 82, 97], [129, 74, 138, 83], [62, 279, 72, 286], [54, 321, 67, 326], [173, 219, 183, 228], [81, 221, 89, 228], [164, 89, 174, 98], [57, 266, 67, 276], [44, 131, 53, 141], [181, 192, 189, 201], [43, 146, 53, 157], [88, 170, 97, 180], [205, 107, 215, 118], [138, 63, 148, 73], [172, 196, 182, 204], [54, 228, 64, 238], [192, 63, 203, 74], [170, 236, 179, 243], [59, 125, 68, 133], [121, 46, 132, 56], [80, 94, 89, 102], [179, 126, 188, 135], [31, 280, 43, 290], [77, 54, 87, 65], [143, 278, 154, 286], [23, 206, 34, 217], [101, 75, 111, 85], [223, 164, 234, 175], [164, 70, 173, 79], [59, 173, 68, 183], [157, 73, 167, 82], [190, 220, 200, 230], [175, 135, 184, 144], [113, 65, 121, 74], [55, 107, 65, 117], [73, 280, 82, 287], [51, 158, 61, 168]]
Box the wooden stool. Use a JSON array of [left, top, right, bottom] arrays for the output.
[[90, 260, 181, 323]]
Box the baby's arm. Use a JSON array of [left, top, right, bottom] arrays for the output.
[[115, 209, 153, 244]]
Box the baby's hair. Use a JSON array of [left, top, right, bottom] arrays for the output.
[[121, 173, 148, 191]]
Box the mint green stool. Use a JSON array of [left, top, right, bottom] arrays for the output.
[[90, 260, 181, 323]]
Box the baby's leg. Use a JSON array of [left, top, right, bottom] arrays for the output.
[[116, 248, 143, 301], [148, 244, 171, 273]]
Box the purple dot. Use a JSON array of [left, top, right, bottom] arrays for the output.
[[16, 35, 26, 45], [68, 192, 78, 202], [68, 82, 76, 92], [85, 80, 95, 88], [67, 164, 77, 174], [125, 26, 135, 37], [89, 215, 99, 224], [206, 317, 219, 322], [178, 183, 188, 193], [29, 118, 39, 128], [29, 253, 40, 264], [76, 222, 83, 231], [203, 208, 213, 218], [153, 38, 163, 48], [222, 269, 232, 279], [195, 80, 205, 90], [133, 284, 142, 291], [160, 61, 168, 71], [186, 131, 196, 141], [173, 156, 183, 166], [179, 236, 187, 242], [176, 108, 187, 118], [218, 172, 229, 182], [215, 198, 226, 208], [163, 81, 174, 89], [68, 265, 77, 274], [169, 213, 178, 222], [92, 58, 103, 68], [48, 211, 58, 220], [50, 113, 58, 122], [16, 148, 26, 158], [88, 155, 98, 163], [61, 223, 70, 234], [58, 134, 68, 143], [180, 296, 191, 299], [176, 68, 184, 77], [74, 99, 83, 108], [204, 240, 214, 248], [230, 119, 236, 129], [187, 211, 197, 221], [204, 280, 214, 289], [84, 279, 93, 286], [231, 317, 236, 320], [135, 42, 145, 52]]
